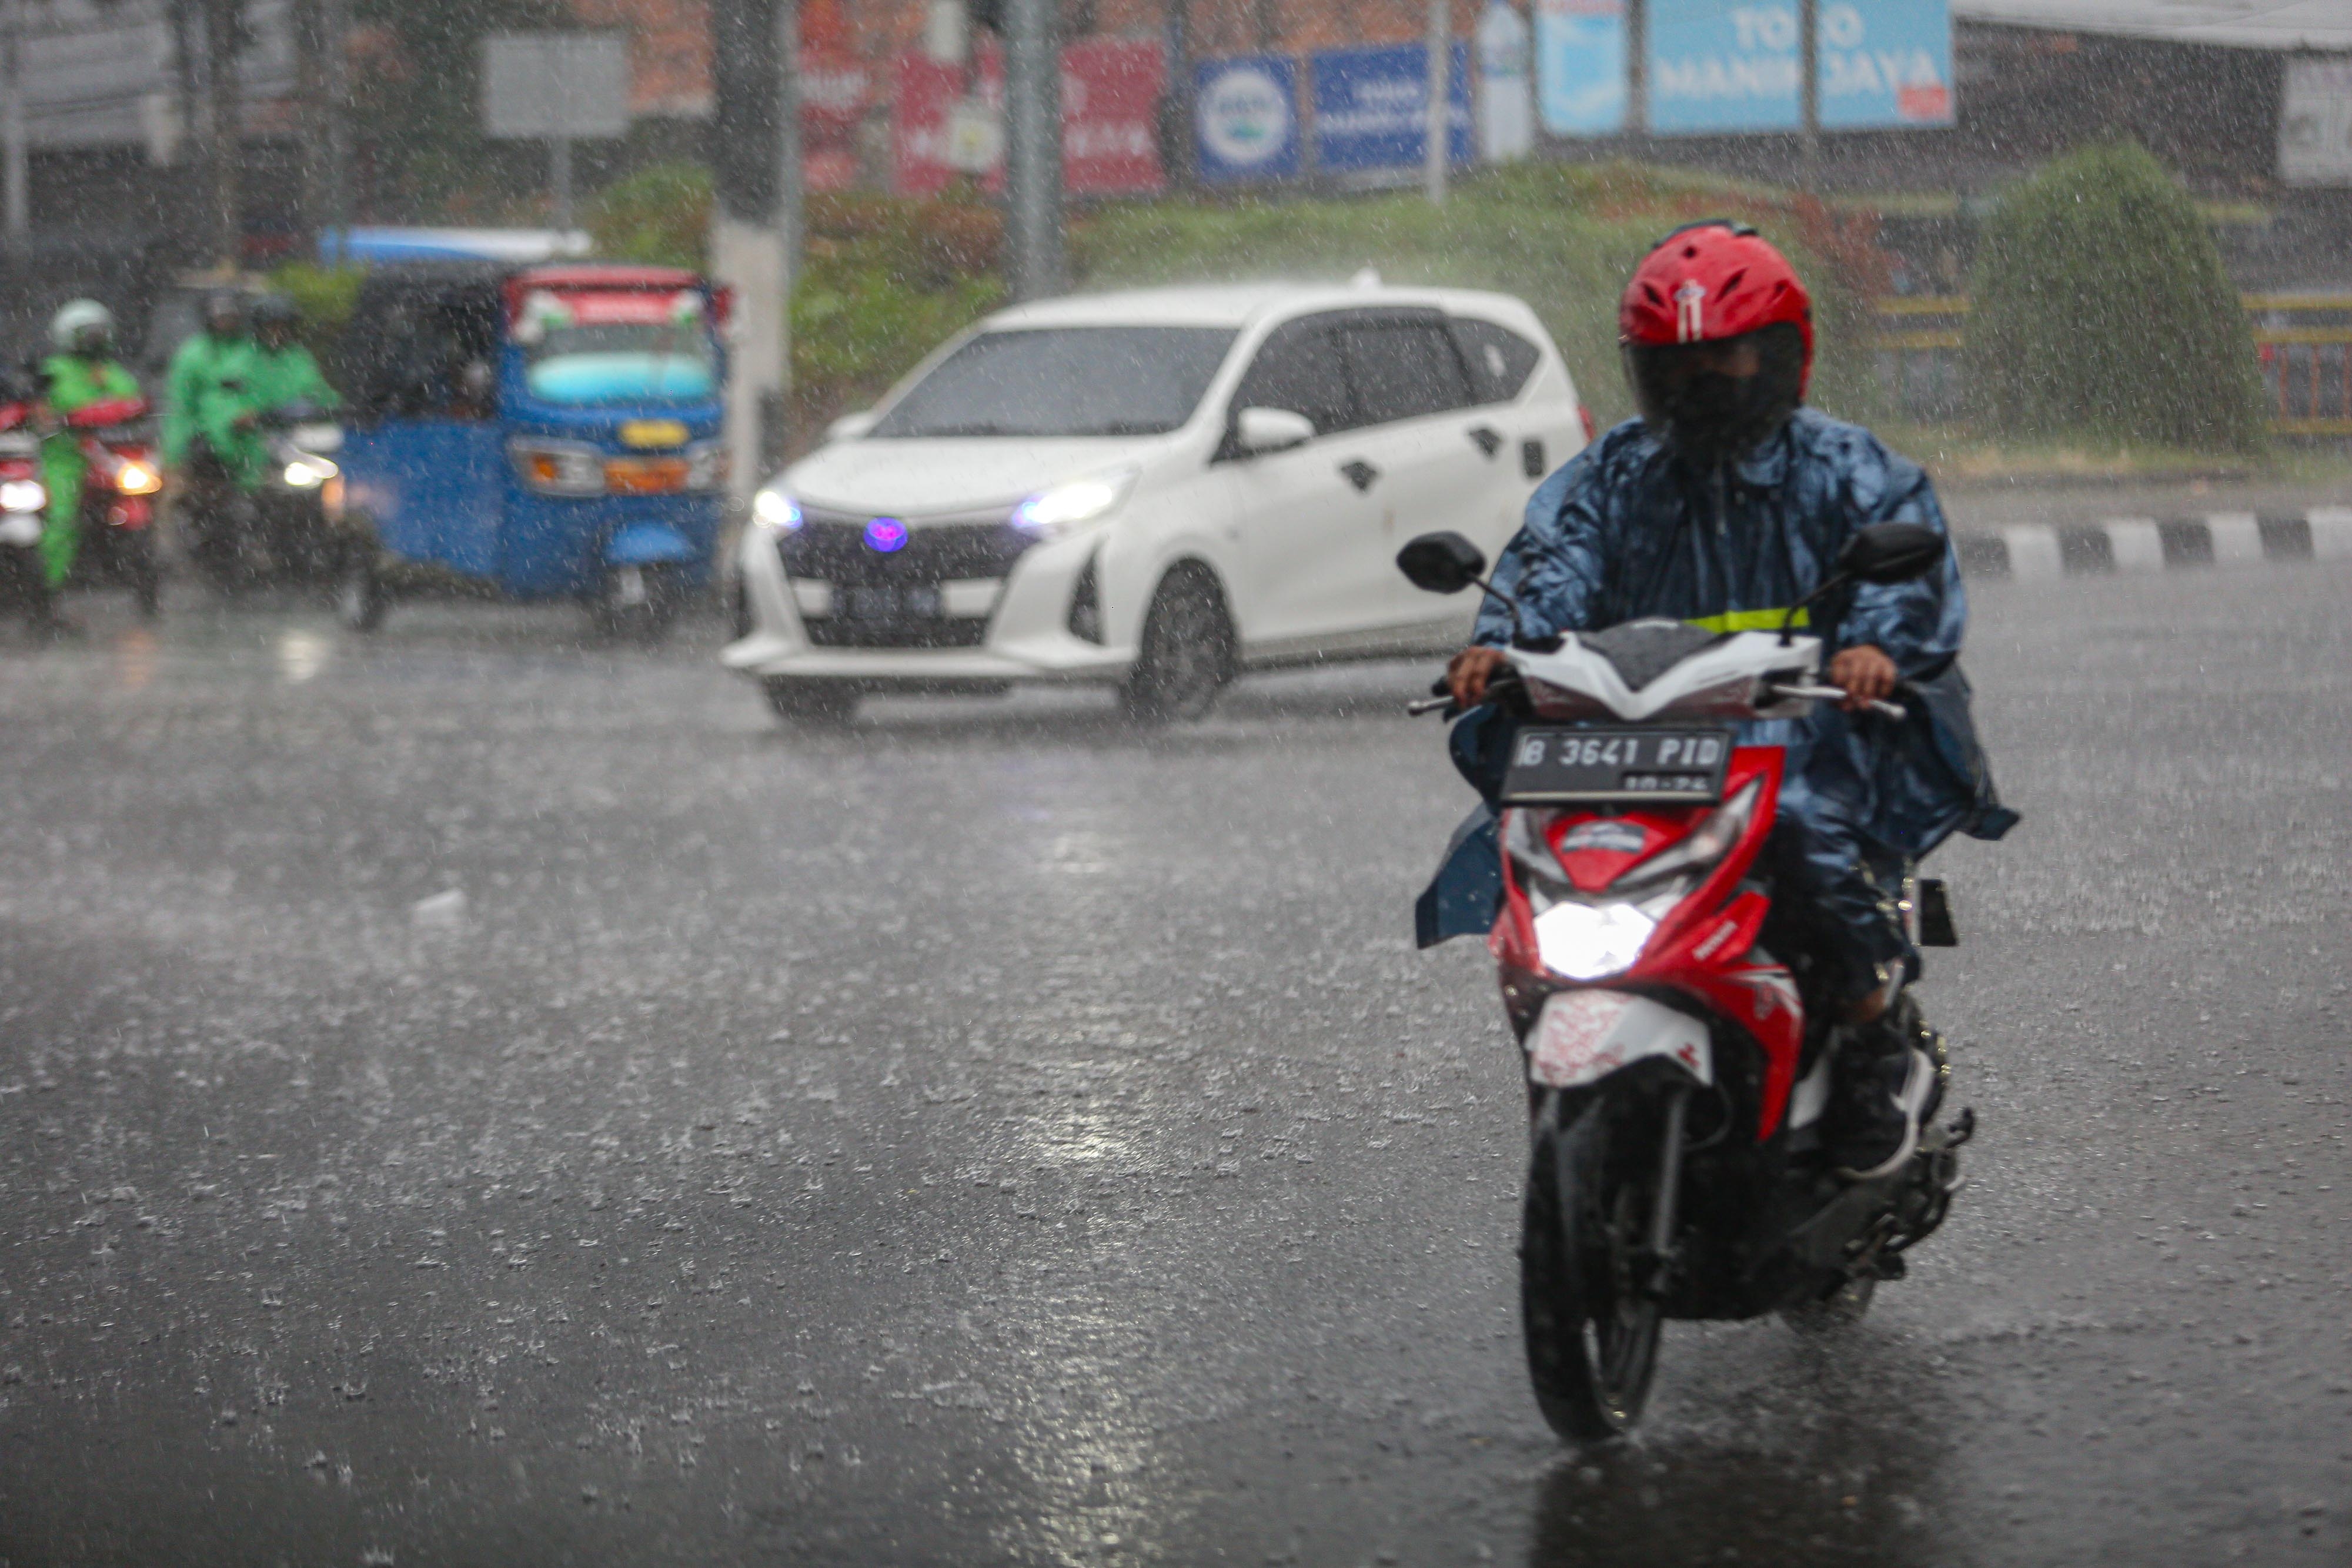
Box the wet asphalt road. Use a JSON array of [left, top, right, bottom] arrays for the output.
[[0, 563, 2347, 1568]]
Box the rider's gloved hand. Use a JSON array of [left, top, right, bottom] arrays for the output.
[[1447, 646, 1511, 708], [1828, 645, 1897, 711]]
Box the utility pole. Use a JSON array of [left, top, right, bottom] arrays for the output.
[[777, 0, 801, 419], [205, 0, 242, 270], [1164, 0, 1191, 192], [1424, 0, 1449, 205], [2, 0, 28, 245], [1796, 0, 1820, 179], [323, 0, 348, 260], [1002, 0, 1062, 299], [1626, 0, 1648, 139], [710, 0, 787, 496]]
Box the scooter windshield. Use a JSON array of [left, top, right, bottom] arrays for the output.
[[524, 321, 718, 405]]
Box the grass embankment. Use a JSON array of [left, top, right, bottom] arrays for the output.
[[586, 161, 1893, 450]]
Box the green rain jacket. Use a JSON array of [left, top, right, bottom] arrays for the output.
[[39, 352, 142, 587], [197, 342, 340, 489], [164, 330, 250, 469]]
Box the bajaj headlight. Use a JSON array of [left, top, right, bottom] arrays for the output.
[[508, 438, 604, 497], [683, 439, 729, 493]]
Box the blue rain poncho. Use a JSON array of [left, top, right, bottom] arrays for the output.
[[1416, 407, 2016, 954]]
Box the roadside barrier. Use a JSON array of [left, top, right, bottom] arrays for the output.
[[1953, 510, 2352, 579]]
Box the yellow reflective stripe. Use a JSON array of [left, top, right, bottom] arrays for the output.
[[1686, 606, 1808, 634]]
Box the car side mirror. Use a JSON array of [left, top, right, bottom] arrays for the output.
[[1231, 405, 1315, 457], [1836, 521, 1946, 585], [827, 410, 878, 443], [1396, 531, 1489, 595]]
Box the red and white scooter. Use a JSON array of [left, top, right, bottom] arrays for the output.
[[1399, 524, 1972, 1442], [62, 394, 163, 618]]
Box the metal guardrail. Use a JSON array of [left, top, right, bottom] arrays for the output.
[[1871, 294, 2352, 435]]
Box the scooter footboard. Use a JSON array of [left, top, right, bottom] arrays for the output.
[[1524, 989, 1711, 1091]]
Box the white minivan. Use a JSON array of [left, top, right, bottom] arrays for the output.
[[722, 280, 1590, 723]]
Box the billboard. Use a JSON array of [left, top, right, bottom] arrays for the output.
[[1534, 0, 1626, 138], [1646, 0, 1799, 135], [1195, 55, 1301, 183], [1818, 0, 1953, 128], [1645, 0, 1950, 136], [2281, 57, 2352, 186], [894, 39, 1165, 197], [1309, 43, 1474, 175]]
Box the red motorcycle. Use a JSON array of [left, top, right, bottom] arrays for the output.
[[1398, 524, 1973, 1441], [61, 394, 163, 618], [0, 391, 51, 614]]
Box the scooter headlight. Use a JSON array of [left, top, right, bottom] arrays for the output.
[[116, 460, 162, 496], [1533, 901, 1658, 982], [0, 478, 46, 513], [282, 456, 339, 488]]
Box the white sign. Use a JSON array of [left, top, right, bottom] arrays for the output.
[[482, 33, 631, 141], [2281, 58, 2352, 186], [944, 96, 1003, 173], [1477, 0, 1535, 162], [1198, 64, 1294, 171]]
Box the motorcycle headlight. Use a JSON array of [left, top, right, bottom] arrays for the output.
[[116, 460, 162, 496], [508, 439, 605, 497], [282, 456, 339, 488], [0, 478, 46, 513], [1011, 467, 1136, 538], [1534, 901, 1658, 982], [751, 486, 803, 533]]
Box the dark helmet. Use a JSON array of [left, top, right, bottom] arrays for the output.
[[203, 289, 248, 336], [1619, 219, 1813, 466], [251, 294, 300, 333]]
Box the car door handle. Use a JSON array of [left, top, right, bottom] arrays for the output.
[[1339, 459, 1379, 492], [1466, 424, 1502, 458]]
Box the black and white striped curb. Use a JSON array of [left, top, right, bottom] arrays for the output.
[[1954, 509, 2352, 579]]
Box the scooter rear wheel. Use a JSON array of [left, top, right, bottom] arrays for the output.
[[1521, 1097, 1664, 1441]]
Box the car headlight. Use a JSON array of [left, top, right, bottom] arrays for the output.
[[508, 439, 604, 497], [0, 478, 46, 513], [1011, 467, 1136, 538], [1534, 901, 1659, 982], [751, 486, 803, 532]]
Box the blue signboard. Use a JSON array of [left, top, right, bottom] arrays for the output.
[[1535, 0, 1628, 137], [1648, 0, 1800, 135], [1309, 43, 1474, 174], [1195, 55, 1302, 183], [1818, 0, 1954, 128]]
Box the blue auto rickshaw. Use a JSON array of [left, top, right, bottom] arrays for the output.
[[330, 261, 729, 638]]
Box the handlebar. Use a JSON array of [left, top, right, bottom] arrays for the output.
[[1766, 683, 1908, 721]]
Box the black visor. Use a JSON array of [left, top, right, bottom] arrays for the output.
[[1623, 322, 1805, 466]]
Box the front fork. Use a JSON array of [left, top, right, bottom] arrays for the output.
[[1640, 1084, 1691, 1298]]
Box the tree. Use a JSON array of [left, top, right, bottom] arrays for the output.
[[1965, 142, 2264, 452]]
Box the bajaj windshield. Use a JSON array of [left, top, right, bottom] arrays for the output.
[[526, 321, 718, 406]]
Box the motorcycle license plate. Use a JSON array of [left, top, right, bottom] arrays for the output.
[[1501, 726, 1732, 805], [842, 585, 941, 621]]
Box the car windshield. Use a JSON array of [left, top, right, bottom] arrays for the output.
[[870, 326, 1238, 439], [525, 321, 718, 406]]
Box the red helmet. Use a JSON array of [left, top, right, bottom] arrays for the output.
[[1619, 220, 1814, 463]]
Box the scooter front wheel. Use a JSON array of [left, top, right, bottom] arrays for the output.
[[1521, 1094, 1665, 1441]]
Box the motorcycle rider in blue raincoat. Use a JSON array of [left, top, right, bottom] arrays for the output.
[[1430, 220, 2014, 1180]]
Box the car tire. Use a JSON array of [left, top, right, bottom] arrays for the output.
[[763, 678, 860, 728], [1118, 566, 1234, 725]]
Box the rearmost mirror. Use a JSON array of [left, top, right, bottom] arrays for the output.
[[1232, 405, 1315, 456], [1837, 522, 1946, 585], [1396, 531, 1488, 595]]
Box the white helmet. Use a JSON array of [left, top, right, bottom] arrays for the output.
[[50, 298, 115, 353]]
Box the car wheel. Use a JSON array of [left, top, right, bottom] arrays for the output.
[[1118, 566, 1234, 725], [763, 678, 859, 728]]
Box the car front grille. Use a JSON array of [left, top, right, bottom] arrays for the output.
[[780, 503, 1033, 651]]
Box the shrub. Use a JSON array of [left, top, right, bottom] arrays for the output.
[[1966, 142, 2264, 451], [266, 263, 366, 357]]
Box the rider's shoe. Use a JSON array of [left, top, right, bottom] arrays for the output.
[[1829, 1030, 1935, 1182]]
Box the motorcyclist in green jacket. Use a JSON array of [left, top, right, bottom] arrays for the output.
[[36, 299, 142, 624], [165, 290, 250, 477], [196, 294, 340, 488]]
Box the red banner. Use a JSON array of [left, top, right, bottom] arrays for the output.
[[893, 38, 1165, 198]]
